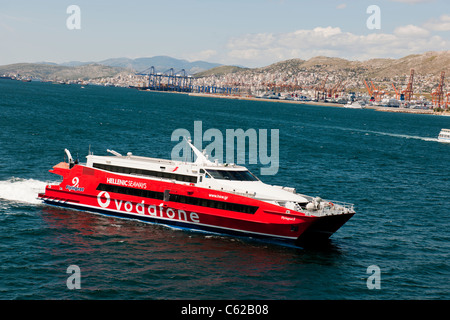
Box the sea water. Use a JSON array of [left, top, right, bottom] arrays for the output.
[[0, 79, 449, 300]]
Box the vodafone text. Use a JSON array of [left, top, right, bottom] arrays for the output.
[[97, 191, 200, 223]]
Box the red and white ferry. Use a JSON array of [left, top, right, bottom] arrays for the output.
[[38, 141, 355, 247]]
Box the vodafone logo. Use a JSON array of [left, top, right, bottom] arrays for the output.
[[94, 191, 200, 223], [97, 191, 110, 208]]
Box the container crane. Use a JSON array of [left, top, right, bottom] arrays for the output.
[[371, 81, 381, 102], [402, 69, 414, 102], [392, 83, 400, 100], [328, 80, 342, 98], [446, 91, 450, 109], [315, 75, 328, 100], [136, 66, 156, 88], [338, 81, 347, 98], [365, 80, 383, 102], [364, 80, 375, 101], [431, 71, 445, 108]]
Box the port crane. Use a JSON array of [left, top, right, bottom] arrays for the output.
[[364, 80, 374, 100], [136, 66, 192, 92], [392, 83, 400, 100], [431, 71, 445, 108], [365, 80, 383, 102], [315, 75, 328, 100], [446, 91, 450, 109], [136, 66, 161, 89], [338, 80, 348, 98], [328, 80, 342, 98], [402, 69, 415, 102], [372, 81, 384, 102], [364, 80, 380, 101], [325, 80, 347, 99]]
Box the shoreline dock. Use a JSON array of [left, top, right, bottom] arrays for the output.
[[188, 92, 450, 116], [188, 92, 345, 108]]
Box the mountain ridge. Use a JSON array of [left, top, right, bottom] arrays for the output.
[[42, 55, 222, 74], [222, 51, 450, 78], [1, 51, 449, 87]]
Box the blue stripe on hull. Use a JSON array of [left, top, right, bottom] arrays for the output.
[[42, 199, 300, 248]]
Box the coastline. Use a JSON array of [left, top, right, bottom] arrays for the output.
[[188, 92, 450, 116], [188, 92, 345, 108], [368, 106, 450, 116], [4, 78, 449, 116]]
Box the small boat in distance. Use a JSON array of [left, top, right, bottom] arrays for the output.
[[344, 101, 364, 109], [438, 128, 450, 143], [38, 141, 355, 247]]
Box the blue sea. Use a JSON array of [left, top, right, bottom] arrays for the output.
[[0, 79, 449, 300]]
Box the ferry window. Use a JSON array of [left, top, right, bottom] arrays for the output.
[[205, 169, 258, 181], [96, 183, 258, 214], [234, 170, 259, 181], [164, 190, 170, 202]]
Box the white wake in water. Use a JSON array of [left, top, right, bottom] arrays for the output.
[[365, 130, 439, 142], [0, 178, 49, 205], [316, 124, 439, 142]]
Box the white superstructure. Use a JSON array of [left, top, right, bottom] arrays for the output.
[[84, 140, 353, 216], [438, 128, 450, 143]]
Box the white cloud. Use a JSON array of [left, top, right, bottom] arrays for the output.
[[423, 14, 450, 31], [223, 25, 449, 67], [394, 24, 430, 37]]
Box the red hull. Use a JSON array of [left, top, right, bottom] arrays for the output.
[[38, 162, 353, 246]]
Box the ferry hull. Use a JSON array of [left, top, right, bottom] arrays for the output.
[[296, 213, 354, 245], [39, 193, 318, 246], [41, 199, 297, 246]]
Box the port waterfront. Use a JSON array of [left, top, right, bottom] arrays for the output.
[[1, 73, 449, 116], [188, 92, 450, 116]]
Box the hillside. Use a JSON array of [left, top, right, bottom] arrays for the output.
[[195, 51, 449, 80], [363, 51, 450, 78], [194, 65, 248, 77], [193, 51, 450, 94], [0, 63, 127, 81]]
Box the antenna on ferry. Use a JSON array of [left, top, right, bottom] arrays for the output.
[[184, 137, 213, 165]]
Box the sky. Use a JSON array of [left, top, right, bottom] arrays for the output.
[[0, 0, 449, 67]]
